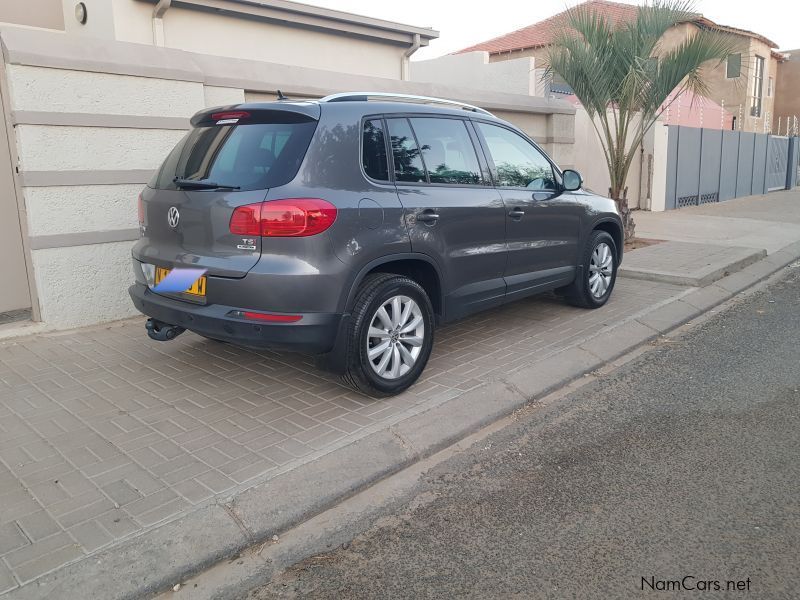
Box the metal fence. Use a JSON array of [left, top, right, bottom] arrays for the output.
[[665, 125, 800, 210]]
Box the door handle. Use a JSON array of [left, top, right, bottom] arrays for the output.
[[508, 207, 525, 219], [416, 210, 440, 224]]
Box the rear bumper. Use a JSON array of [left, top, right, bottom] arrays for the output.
[[128, 283, 342, 354]]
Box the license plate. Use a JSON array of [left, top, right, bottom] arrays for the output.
[[154, 266, 207, 297]]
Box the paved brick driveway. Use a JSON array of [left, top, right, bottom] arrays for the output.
[[0, 279, 685, 593]]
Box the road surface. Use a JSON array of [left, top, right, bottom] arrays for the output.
[[248, 267, 800, 599]]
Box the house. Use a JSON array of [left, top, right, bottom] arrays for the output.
[[458, 0, 785, 133], [774, 49, 800, 136], [0, 0, 575, 329], [2, 0, 438, 79]]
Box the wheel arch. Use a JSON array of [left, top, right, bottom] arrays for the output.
[[342, 254, 445, 321], [591, 218, 624, 263]]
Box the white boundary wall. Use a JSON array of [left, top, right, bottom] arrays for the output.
[[571, 106, 659, 211], [411, 52, 537, 96], [6, 66, 218, 325], [0, 27, 574, 328]]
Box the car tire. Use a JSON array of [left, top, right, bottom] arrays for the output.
[[563, 230, 618, 309], [342, 273, 435, 397]]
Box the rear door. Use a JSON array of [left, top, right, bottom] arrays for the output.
[[135, 108, 318, 277], [387, 116, 507, 321], [474, 121, 581, 301]]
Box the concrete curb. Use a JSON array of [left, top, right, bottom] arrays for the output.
[[6, 241, 800, 600], [619, 245, 767, 287]]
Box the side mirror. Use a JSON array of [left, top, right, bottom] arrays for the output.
[[562, 169, 582, 192]]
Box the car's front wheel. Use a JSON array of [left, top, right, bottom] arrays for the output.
[[342, 273, 435, 397], [564, 230, 618, 308]]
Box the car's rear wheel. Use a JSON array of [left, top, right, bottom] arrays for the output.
[[342, 273, 434, 397], [564, 230, 618, 309]]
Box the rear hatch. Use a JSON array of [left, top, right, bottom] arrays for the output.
[[136, 104, 320, 277]]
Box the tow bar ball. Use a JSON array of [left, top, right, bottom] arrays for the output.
[[146, 318, 186, 342]]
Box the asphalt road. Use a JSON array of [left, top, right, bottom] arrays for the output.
[[247, 268, 800, 600]]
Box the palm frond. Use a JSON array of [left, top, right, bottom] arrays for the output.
[[545, 0, 738, 214]]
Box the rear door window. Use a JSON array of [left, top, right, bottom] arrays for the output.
[[386, 118, 426, 183], [151, 118, 317, 191], [362, 119, 389, 181], [409, 117, 483, 185]]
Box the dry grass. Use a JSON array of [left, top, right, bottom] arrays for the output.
[[624, 237, 664, 252]]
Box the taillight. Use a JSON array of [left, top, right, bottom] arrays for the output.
[[229, 199, 337, 237], [138, 193, 144, 225], [262, 199, 337, 237], [229, 203, 261, 236]]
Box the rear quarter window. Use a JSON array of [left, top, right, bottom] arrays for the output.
[[362, 119, 389, 181], [150, 120, 317, 191]]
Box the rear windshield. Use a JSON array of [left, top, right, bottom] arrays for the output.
[[150, 120, 317, 191]]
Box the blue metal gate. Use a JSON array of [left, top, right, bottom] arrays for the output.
[[664, 126, 798, 209], [766, 136, 790, 191]]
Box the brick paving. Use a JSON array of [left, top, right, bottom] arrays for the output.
[[0, 278, 685, 592]]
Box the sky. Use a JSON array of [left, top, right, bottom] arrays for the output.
[[304, 0, 798, 59]]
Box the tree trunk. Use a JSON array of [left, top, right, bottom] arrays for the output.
[[609, 186, 636, 243]]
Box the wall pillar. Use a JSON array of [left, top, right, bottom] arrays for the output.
[[787, 137, 799, 189], [650, 124, 669, 211]]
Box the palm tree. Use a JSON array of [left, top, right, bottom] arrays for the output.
[[546, 0, 738, 240]]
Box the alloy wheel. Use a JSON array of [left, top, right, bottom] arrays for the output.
[[589, 242, 614, 298], [366, 295, 425, 380]]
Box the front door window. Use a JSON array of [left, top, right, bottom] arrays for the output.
[[475, 122, 556, 190]]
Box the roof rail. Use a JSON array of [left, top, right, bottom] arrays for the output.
[[319, 92, 494, 116]]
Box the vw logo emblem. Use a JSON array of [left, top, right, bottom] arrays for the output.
[[167, 206, 180, 229]]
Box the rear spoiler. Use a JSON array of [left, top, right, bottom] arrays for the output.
[[190, 102, 321, 127]]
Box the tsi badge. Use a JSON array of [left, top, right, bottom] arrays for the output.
[[237, 238, 257, 250]]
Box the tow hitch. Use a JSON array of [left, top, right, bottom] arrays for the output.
[[146, 318, 186, 341]]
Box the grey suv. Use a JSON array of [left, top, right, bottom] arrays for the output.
[[130, 92, 623, 396]]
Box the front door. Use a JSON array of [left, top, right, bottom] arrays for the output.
[[0, 86, 31, 315], [387, 116, 507, 321], [474, 121, 581, 302]]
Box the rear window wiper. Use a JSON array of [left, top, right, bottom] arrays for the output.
[[173, 177, 240, 190]]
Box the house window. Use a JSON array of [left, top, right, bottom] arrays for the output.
[[726, 53, 741, 78], [750, 55, 765, 117], [768, 76, 774, 97]]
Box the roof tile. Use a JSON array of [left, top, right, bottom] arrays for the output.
[[457, 0, 639, 54], [456, 0, 777, 55]]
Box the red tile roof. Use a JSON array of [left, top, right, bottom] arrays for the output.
[[456, 0, 778, 55], [457, 0, 638, 54], [692, 16, 778, 50]]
